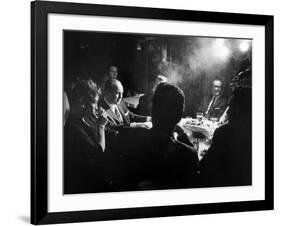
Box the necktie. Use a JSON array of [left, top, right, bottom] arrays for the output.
[[212, 96, 218, 107], [114, 106, 123, 122], [206, 96, 215, 115]]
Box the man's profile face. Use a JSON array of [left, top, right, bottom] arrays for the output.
[[107, 82, 123, 105], [108, 66, 118, 79], [212, 80, 222, 96]]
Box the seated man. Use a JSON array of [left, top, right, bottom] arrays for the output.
[[99, 65, 119, 90], [202, 79, 227, 120], [111, 83, 199, 191], [98, 79, 151, 132]]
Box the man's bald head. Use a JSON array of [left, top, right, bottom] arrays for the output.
[[104, 79, 124, 104]]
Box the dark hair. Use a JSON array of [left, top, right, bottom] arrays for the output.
[[109, 65, 118, 70], [71, 79, 101, 103], [152, 83, 185, 130], [228, 87, 252, 123]]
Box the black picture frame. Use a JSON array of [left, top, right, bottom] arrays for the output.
[[31, 0, 274, 224]]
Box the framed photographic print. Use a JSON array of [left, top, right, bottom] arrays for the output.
[[31, 0, 274, 224]]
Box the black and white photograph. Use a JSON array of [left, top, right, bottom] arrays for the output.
[[30, 1, 273, 224], [63, 30, 252, 194], [0, 0, 278, 225]]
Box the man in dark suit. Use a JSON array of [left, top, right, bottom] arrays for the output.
[[203, 79, 227, 120], [98, 79, 151, 132]]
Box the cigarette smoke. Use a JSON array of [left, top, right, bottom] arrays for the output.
[[159, 37, 231, 86], [158, 37, 236, 116]]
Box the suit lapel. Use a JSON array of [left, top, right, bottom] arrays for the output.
[[99, 98, 130, 125], [99, 97, 121, 125], [117, 102, 130, 124], [212, 96, 221, 108], [107, 108, 122, 124]]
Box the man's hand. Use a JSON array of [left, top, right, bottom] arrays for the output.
[[96, 107, 108, 127]]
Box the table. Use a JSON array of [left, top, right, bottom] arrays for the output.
[[178, 117, 222, 160], [123, 94, 144, 109]]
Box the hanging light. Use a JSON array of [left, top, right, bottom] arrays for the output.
[[239, 41, 250, 52], [214, 38, 230, 60]]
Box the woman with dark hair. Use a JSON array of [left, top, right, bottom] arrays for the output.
[[64, 79, 109, 194]]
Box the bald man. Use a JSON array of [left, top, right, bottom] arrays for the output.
[[99, 79, 150, 132]]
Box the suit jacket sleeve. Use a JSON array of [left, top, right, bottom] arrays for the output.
[[129, 111, 148, 123], [119, 101, 148, 123]]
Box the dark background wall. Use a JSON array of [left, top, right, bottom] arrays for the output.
[[64, 30, 251, 117]]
